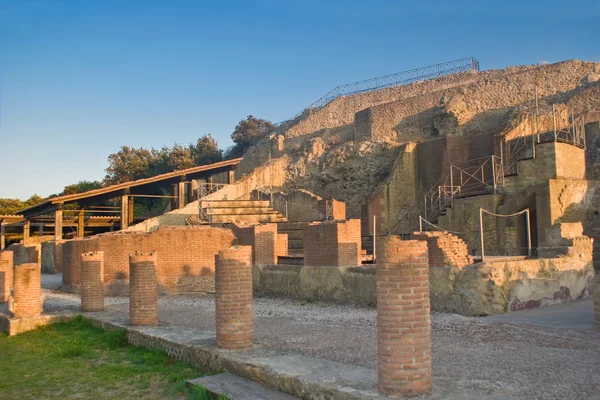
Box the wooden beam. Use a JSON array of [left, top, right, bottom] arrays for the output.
[[0, 223, 5, 250], [178, 181, 186, 209], [77, 210, 85, 238], [128, 196, 135, 225], [23, 219, 31, 245], [121, 195, 129, 230], [55, 207, 63, 241], [228, 170, 235, 184]]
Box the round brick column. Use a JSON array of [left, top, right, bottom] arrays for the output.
[[129, 251, 158, 326], [80, 251, 105, 312], [11, 263, 42, 318], [215, 246, 253, 350], [0, 251, 14, 302], [593, 274, 600, 328], [376, 237, 432, 397]]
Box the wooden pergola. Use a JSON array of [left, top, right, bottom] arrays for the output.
[[3, 158, 241, 248]]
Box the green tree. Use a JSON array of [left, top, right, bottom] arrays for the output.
[[191, 134, 223, 165], [226, 115, 274, 158], [0, 194, 46, 214]]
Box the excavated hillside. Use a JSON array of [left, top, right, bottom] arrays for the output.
[[237, 60, 600, 217]]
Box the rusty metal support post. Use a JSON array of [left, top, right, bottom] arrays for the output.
[[479, 208, 485, 261], [525, 208, 532, 258]]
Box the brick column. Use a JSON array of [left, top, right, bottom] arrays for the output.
[[376, 237, 432, 396], [215, 246, 253, 350], [80, 252, 105, 312], [129, 252, 158, 326], [0, 251, 14, 302], [11, 263, 42, 318], [594, 274, 600, 328]]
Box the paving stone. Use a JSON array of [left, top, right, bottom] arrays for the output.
[[188, 372, 299, 400]]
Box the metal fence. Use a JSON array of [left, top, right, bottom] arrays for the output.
[[280, 57, 480, 124]]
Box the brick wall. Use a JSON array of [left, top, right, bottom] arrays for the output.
[[11, 263, 42, 318], [376, 237, 431, 396], [317, 199, 347, 220], [410, 231, 473, 268], [215, 246, 253, 350], [129, 252, 159, 326], [233, 223, 288, 265], [61, 226, 235, 294], [0, 251, 13, 302], [303, 219, 361, 266]]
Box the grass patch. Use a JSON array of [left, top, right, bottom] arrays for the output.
[[0, 316, 225, 399]]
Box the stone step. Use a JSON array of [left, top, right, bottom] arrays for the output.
[[211, 214, 287, 224], [204, 207, 280, 216], [201, 200, 271, 208], [287, 238, 303, 249], [187, 372, 299, 400]]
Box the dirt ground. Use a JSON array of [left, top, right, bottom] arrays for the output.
[[42, 274, 600, 400]]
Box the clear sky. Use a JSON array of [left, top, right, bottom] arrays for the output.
[[1, 0, 598, 199]]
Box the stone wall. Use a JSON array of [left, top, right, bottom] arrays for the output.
[[253, 252, 593, 315], [60, 226, 235, 295]]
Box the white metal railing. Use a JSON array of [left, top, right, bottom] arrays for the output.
[[197, 183, 230, 199], [251, 188, 289, 219], [424, 156, 503, 222]]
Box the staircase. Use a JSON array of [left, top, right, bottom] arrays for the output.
[[200, 200, 287, 224], [276, 222, 310, 255]]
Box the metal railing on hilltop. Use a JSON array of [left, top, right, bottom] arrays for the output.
[[278, 57, 480, 125]]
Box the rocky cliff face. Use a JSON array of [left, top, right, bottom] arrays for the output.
[[237, 60, 600, 217]]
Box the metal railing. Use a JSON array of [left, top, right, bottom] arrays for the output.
[[197, 183, 230, 199], [251, 189, 289, 219], [280, 57, 479, 124], [424, 156, 503, 222], [503, 105, 585, 175]]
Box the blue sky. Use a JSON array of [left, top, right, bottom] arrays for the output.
[[1, 0, 598, 199]]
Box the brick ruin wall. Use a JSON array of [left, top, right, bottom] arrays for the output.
[[303, 219, 361, 267], [410, 232, 473, 268], [61, 226, 235, 295]]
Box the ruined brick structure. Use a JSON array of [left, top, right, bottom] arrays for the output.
[[233, 223, 288, 265], [410, 232, 473, 268], [303, 219, 361, 267], [129, 252, 159, 326], [10, 263, 42, 318], [80, 252, 105, 312], [61, 226, 235, 294], [376, 237, 431, 396], [0, 251, 13, 303], [215, 246, 253, 350]]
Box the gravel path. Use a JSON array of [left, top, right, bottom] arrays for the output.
[[41, 282, 600, 400]]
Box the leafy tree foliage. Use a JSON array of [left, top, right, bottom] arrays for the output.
[[226, 115, 274, 158], [0, 194, 45, 215]]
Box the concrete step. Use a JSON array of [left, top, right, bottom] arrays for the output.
[[211, 214, 287, 224], [205, 207, 279, 216], [201, 200, 271, 208], [187, 372, 299, 400]]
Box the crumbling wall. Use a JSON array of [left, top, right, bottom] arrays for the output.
[[61, 226, 235, 294], [410, 231, 473, 268]]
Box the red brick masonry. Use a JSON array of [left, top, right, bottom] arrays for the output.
[[80, 251, 105, 312], [129, 252, 159, 326], [0, 250, 14, 302], [215, 246, 253, 350], [376, 237, 432, 396], [11, 263, 42, 318]]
